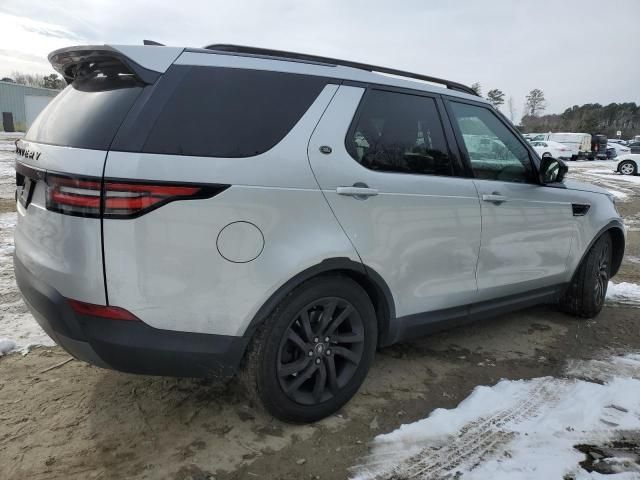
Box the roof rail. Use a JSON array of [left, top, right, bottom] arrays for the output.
[[203, 44, 478, 96]]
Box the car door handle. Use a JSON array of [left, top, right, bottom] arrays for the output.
[[336, 186, 379, 198], [482, 193, 507, 204]]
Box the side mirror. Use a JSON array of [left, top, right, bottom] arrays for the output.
[[539, 157, 568, 184]]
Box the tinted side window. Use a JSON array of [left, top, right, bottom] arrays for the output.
[[142, 67, 327, 157], [450, 102, 533, 183], [346, 90, 453, 176], [26, 72, 144, 150]]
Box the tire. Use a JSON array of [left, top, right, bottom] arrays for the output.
[[542, 152, 552, 158], [241, 275, 377, 423], [559, 233, 612, 318], [619, 160, 637, 176]]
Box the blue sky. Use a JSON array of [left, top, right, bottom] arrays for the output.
[[1, 0, 638, 120]]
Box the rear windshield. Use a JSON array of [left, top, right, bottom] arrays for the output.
[[140, 66, 328, 158], [25, 71, 144, 150]]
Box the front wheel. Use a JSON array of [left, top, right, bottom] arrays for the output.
[[241, 275, 377, 423], [559, 233, 612, 318], [619, 160, 638, 176]]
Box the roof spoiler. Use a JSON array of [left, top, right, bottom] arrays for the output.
[[49, 45, 184, 85]]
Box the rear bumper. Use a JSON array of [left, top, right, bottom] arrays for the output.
[[13, 254, 248, 378]]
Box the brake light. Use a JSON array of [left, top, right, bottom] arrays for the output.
[[46, 176, 101, 216], [68, 299, 139, 321], [46, 174, 228, 218]]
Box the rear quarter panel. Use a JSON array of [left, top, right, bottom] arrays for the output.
[[102, 84, 360, 336]]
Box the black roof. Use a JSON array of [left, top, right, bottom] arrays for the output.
[[203, 44, 478, 97]]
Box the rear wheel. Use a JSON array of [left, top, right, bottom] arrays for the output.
[[242, 275, 377, 423], [619, 160, 637, 176], [559, 233, 612, 318]]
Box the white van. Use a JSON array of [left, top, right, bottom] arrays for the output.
[[530, 133, 591, 160]]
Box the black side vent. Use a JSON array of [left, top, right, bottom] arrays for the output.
[[572, 203, 591, 216]]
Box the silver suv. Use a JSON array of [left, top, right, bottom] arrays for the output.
[[14, 43, 625, 423]]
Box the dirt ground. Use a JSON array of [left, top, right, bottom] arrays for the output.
[[1, 146, 639, 479]]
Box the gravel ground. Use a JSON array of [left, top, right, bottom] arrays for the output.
[[1, 143, 639, 480]]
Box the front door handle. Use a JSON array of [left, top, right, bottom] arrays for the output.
[[336, 184, 379, 199], [482, 193, 507, 204]]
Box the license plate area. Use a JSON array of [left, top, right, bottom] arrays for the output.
[[17, 176, 35, 208], [15, 162, 45, 209]]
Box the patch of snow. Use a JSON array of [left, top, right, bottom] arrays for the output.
[[607, 282, 640, 307], [352, 354, 640, 480], [0, 139, 18, 199], [0, 338, 16, 355], [566, 354, 640, 383], [606, 189, 628, 200], [626, 256, 640, 265], [592, 172, 640, 185], [0, 132, 24, 139]]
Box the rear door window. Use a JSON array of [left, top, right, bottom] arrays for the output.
[[141, 67, 328, 158], [25, 71, 144, 150], [346, 89, 453, 176]]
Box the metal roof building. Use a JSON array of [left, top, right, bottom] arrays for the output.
[[0, 81, 59, 132]]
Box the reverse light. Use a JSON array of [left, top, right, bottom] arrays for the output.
[[68, 299, 140, 321], [46, 174, 228, 218]]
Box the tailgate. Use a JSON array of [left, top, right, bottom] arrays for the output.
[[14, 47, 153, 304], [15, 142, 108, 304]]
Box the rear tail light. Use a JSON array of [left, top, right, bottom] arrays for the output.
[[46, 174, 228, 218], [46, 176, 102, 216], [68, 299, 139, 321]]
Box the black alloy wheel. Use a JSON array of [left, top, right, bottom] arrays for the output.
[[593, 239, 610, 308], [241, 275, 377, 423], [276, 297, 364, 405]]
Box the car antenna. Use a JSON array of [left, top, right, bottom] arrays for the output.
[[143, 39, 165, 46]]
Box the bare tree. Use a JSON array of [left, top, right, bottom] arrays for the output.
[[525, 89, 547, 116], [470, 82, 482, 96], [10, 71, 65, 90]]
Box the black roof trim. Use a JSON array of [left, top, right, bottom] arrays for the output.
[[202, 44, 478, 96]]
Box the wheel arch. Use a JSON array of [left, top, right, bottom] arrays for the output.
[[608, 225, 625, 277], [617, 159, 637, 174], [244, 258, 396, 347], [574, 221, 625, 279]]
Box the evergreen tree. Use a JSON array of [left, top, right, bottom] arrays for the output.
[[486, 89, 505, 108], [525, 89, 546, 116]]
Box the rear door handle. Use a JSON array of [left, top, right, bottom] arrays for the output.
[[336, 185, 379, 199], [482, 193, 507, 204]]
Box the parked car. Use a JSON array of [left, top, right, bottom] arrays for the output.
[[530, 140, 572, 160], [616, 154, 640, 175], [529, 132, 591, 160], [628, 141, 640, 154], [523, 133, 543, 142], [607, 142, 631, 156], [14, 43, 626, 423]]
